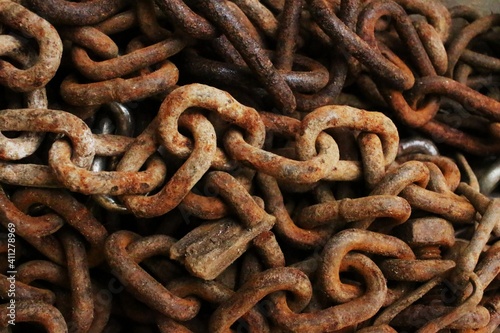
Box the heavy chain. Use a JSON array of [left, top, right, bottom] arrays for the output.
[[0, 0, 499, 332]]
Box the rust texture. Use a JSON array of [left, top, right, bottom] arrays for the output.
[[0, 0, 499, 332]]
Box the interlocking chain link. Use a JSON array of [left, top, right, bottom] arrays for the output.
[[0, 0, 499, 332]]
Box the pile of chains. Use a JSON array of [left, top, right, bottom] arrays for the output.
[[0, 0, 499, 332]]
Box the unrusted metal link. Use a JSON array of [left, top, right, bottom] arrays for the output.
[[398, 137, 439, 156], [90, 103, 133, 212]]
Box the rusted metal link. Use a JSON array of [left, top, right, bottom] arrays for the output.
[[200, 0, 296, 113], [119, 113, 216, 218], [295, 55, 349, 112], [16, 260, 69, 292], [449, 5, 482, 22], [297, 105, 399, 182], [394, 0, 451, 41], [0, 301, 67, 332], [170, 171, 275, 280], [59, 229, 94, 333], [209, 266, 312, 333], [59, 26, 118, 60], [269, 253, 388, 333], [420, 118, 500, 155], [412, 19, 448, 75], [408, 76, 500, 122], [157, 83, 265, 161], [0, 108, 95, 168], [369, 160, 476, 224], [49, 140, 166, 195], [307, 0, 415, 90], [0, 0, 63, 92], [0, 1, 499, 331], [0, 272, 56, 304], [390, 303, 490, 330], [154, 0, 218, 40], [358, 0, 436, 78], [391, 0, 450, 74], [231, 0, 279, 38], [71, 36, 187, 81], [297, 195, 411, 230], [60, 59, 179, 106], [447, 14, 500, 78], [450, 198, 500, 300], [0, 35, 47, 160], [184, 49, 330, 94], [224, 112, 339, 184], [165, 277, 271, 332], [418, 273, 484, 333], [397, 153, 461, 191], [474, 294, 500, 333], [274, 0, 303, 71], [210, 1, 266, 67], [320, 228, 415, 303], [0, 185, 64, 238], [25, 0, 129, 26], [356, 2, 441, 129], [135, 0, 171, 42], [257, 172, 333, 249], [380, 258, 455, 281], [11, 188, 108, 266], [105, 230, 201, 321]]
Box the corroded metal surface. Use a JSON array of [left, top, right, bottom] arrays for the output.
[[0, 0, 499, 332]]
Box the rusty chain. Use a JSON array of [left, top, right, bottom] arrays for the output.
[[0, 0, 499, 332]]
